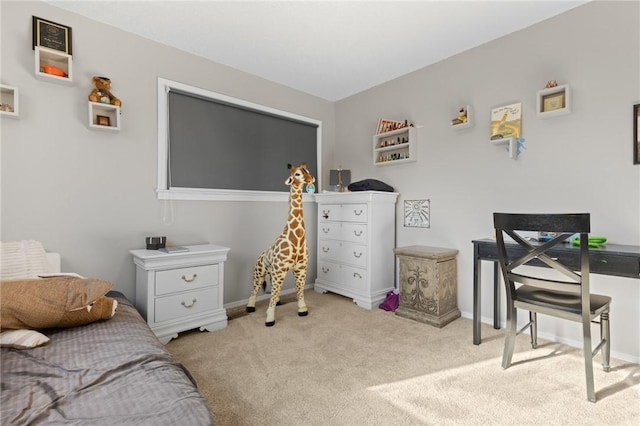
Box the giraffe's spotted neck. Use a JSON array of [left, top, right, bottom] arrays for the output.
[[285, 183, 305, 237]]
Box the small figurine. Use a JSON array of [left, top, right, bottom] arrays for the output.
[[451, 107, 468, 125], [545, 80, 558, 88]]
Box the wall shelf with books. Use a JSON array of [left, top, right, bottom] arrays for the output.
[[373, 126, 418, 166]]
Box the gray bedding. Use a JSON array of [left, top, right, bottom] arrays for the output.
[[1, 293, 214, 425]]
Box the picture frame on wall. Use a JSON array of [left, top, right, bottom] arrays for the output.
[[542, 91, 565, 112], [403, 199, 430, 228], [97, 115, 110, 126], [634, 104, 639, 165], [32, 16, 72, 55]]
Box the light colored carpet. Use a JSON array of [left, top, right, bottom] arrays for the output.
[[166, 290, 640, 425]]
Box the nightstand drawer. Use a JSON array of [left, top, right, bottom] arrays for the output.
[[155, 287, 219, 323], [155, 264, 219, 296]]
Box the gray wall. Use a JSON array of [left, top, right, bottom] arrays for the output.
[[2, 1, 639, 362], [1, 1, 335, 306], [334, 1, 640, 362]]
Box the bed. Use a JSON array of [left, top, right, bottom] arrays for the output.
[[0, 242, 214, 425]]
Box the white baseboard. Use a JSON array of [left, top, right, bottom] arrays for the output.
[[460, 311, 639, 364]]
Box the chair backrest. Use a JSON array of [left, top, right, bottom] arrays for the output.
[[493, 213, 591, 302]]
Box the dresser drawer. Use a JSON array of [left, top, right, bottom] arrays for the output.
[[319, 240, 367, 268], [155, 264, 219, 296], [318, 204, 368, 222], [318, 222, 367, 243], [155, 287, 219, 323], [317, 260, 367, 292], [341, 223, 367, 243], [318, 222, 341, 239]]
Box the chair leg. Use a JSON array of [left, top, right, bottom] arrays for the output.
[[601, 311, 611, 372], [582, 316, 596, 402], [529, 311, 538, 349], [502, 307, 517, 369]]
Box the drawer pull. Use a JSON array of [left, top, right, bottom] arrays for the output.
[[322, 247, 330, 253], [181, 299, 197, 308], [353, 252, 362, 258], [181, 274, 197, 283], [353, 209, 363, 216], [353, 272, 362, 279], [322, 267, 330, 273], [322, 210, 330, 219], [353, 230, 363, 237], [322, 227, 330, 234]]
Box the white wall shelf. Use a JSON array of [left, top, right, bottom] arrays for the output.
[[35, 47, 72, 84], [88, 101, 120, 131], [451, 105, 473, 129], [490, 136, 517, 159], [373, 126, 418, 166], [0, 84, 19, 118], [537, 84, 571, 118]]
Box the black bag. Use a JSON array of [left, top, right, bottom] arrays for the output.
[[347, 179, 394, 192]]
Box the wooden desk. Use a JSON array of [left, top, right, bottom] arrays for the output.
[[472, 238, 640, 345]]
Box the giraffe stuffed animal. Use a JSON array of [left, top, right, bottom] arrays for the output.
[[246, 163, 315, 326]]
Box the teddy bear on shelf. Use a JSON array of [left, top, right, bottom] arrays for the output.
[[88, 76, 122, 107]]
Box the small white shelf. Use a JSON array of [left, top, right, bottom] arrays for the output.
[[537, 84, 571, 118], [373, 126, 418, 166], [451, 105, 473, 129], [35, 47, 72, 84], [490, 136, 517, 159], [88, 102, 120, 131], [0, 84, 19, 118]]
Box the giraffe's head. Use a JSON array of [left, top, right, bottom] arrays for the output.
[[286, 163, 315, 188]]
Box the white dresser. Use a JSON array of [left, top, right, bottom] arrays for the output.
[[314, 191, 398, 309], [130, 244, 230, 344]]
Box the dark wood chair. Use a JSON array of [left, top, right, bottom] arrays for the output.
[[493, 213, 611, 402]]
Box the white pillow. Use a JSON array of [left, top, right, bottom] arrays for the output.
[[0, 329, 50, 349], [0, 240, 49, 279]]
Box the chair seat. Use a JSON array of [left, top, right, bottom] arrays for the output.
[[516, 285, 611, 316]]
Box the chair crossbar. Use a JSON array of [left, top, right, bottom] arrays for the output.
[[592, 338, 606, 357], [517, 321, 532, 336], [510, 273, 581, 294]]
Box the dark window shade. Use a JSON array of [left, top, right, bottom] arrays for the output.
[[167, 91, 318, 192]]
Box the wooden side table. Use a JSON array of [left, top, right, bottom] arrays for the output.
[[394, 245, 460, 327]]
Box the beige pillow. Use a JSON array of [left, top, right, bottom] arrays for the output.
[[0, 329, 50, 349], [0, 240, 49, 279], [0, 276, 113, 330]]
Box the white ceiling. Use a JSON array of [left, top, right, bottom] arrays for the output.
[[46, 0, 589, 101]]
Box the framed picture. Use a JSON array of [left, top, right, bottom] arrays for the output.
[[403, 199, 430, 228], [32, 16, 72, 55], [490, 102, 521, 140], [635, 104, 640, 165], [542, 92, 565, 112], [97, 115, 110, 126]]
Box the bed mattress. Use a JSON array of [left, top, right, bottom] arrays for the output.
[[1, 292, 214, 425]]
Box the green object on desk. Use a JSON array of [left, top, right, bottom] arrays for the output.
[[572, 236, 607, 248]]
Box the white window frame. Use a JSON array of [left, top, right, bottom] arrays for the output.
[[157, 77, 322, 202]]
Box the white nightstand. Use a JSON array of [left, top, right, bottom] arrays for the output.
[[130, 244, 230, 344]]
